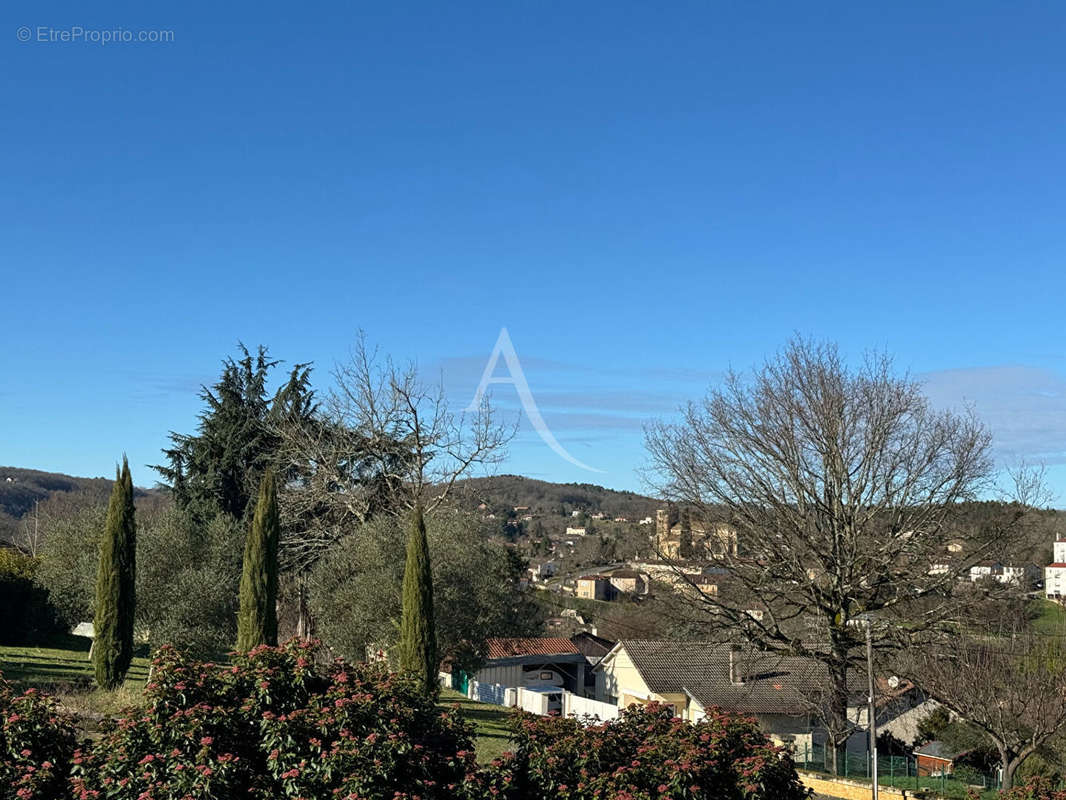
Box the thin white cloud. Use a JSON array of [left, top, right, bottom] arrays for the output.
[[921, 365, 1066, 465]]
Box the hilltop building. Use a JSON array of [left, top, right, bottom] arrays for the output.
[[654, 508, 738, 560]]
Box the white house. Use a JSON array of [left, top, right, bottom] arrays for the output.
[[565, 526, 587, 536], [970, 561, 1039, 586], [1046, 540, 1066, 601]]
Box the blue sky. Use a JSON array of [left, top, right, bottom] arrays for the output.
[[3, 1, 1066, 500]]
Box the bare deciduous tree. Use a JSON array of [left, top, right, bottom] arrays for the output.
[[902, 622, 1066, 789], [644, 337, 1033, 767], [271, 334, 514, 635]]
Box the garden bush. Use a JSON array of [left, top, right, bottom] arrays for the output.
[[995, 777, 1066, 799], [500, 702, 809, 800], [0, 674, 78, 800], [70, 640, 481, 800], [2, 644, 811, 800], [0, 550, 62, 646]]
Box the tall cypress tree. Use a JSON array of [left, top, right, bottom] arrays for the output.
[[236, 470, 280, 651], [399, 504, 437, 694], [93, 457, 136, 690]]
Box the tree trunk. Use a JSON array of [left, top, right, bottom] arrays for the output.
[[295, 575, 312, 639], [825, 638, 852, 775], [998, 745, 1015, 791]]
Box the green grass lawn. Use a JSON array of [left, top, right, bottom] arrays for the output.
[[4, 636, 513, 760], [439, 688, 515, 763], [0, 632, 150, 691], [1031, 598, 1066, 636], [1, 633, 151, 735]]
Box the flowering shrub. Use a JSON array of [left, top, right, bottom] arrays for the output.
[[0, 674, 78, 800], [5, 645, 811, 800], [500, 702, 809, 800], [994, 778, 1066, 799], [70, 641, 481, 800]]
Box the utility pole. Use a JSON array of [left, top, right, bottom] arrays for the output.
[[865, 615, 878, 800]]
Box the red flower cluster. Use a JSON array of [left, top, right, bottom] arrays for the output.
[[69, 641, 480, 800], [494, 703, 809, 800], [4, 652, 815, 800], [994, 778, 1066, 800], [0, 677, 77, 800]]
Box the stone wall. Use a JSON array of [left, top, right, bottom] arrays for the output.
[[799, 772, 913, 800]]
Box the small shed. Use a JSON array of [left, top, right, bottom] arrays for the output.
[[471, 638, 587, 695], [914, 741, 965, 776]]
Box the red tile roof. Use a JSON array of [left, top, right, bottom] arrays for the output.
[[486, 637, 580, 659]]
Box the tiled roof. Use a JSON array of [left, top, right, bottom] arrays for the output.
[[614, 640, 863, 716], [487, 637, 580, 659]]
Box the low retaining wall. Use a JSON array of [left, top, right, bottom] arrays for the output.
[[800, 772, 913, 800]]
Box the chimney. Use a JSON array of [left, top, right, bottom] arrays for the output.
[[729, 645, 743, 685]]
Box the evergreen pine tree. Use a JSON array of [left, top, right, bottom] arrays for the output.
[[93, 457, 136, 690], [236, 470, 280, 651], [399, 504, 437, 694], [153, 346, 315, 522]]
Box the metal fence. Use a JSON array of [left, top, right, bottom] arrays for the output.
[[797, 743, 1000, 798]]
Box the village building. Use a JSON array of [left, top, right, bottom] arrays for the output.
[[607, 569, 647, 596], [969, 561, 1040, 586], [576, 574, 612, 600], [594, 640, 910, 754], [654, 508, 738, 560], [1046, 540, 1066, 601]]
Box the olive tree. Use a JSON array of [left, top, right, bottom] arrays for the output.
[[273, 334, 514, 680]]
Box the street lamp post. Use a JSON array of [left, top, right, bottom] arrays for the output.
[[864, 615, 878, 800]]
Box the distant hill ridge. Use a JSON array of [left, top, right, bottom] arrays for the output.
[[0, 466, 160, 544], [453, 474, 661, 518], [0, 467, 115, 519]]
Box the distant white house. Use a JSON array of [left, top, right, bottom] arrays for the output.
[[566, 526, 587, 536], [638, 516, 654, 525], [1046, 541, 1066, 601], [970, 561, 1040, 586]]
